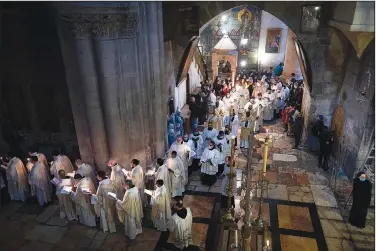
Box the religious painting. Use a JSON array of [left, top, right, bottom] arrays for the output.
[[265, 28, 282, 53], [300, 6, 321, 33]]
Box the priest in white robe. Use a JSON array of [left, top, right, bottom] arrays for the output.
[[166, 151, 186, 197], [262, 97, 274, 121], [169, 136, 195, 183], [3, 156, 29, 202], [252, 101, 262, 132], [224, 125, 233, 157], [155, 158, 172, 198], [55, 170, 77, 221], [238, 83, 250, 115], [29, 156, 52, 206], [128, 159, 145, 206], [201, 122, 218, 148], [75, 159, 97, 187], [51, 150, 74, 178], [200, 140, 220, 186], [108, 160, 126, 200], [70, 174, 97, 227], [116, 180, 143, 240], [28, 147, 49, 172], [168, 197, 193, 250], [213, 131, 227, 176], [93, 171, 117, 233], [151, 179, 171, 231]]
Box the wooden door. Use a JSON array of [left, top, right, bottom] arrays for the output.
[[331, 106, 344, 138]]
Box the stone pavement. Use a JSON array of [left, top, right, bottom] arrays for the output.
[[207, 119, 375, 251]]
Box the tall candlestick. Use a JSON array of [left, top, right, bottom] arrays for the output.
[[235, 230, 238, 247], [262, 136, 269, 177]]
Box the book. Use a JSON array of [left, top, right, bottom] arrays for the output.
[[50, 178, 61, 186], [122, 169, 130, 177], [145, 170, 155, 176], [66, 172, 76, 178], [61, 186, 72, 194], [61, 178, 72, 186], [91, 195, 98, 204], [81, 188, 92, 195], [107, 192, 117, 200], [144, 189, 153, 196]]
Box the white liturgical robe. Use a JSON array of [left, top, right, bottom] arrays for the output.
[[201, 128, 218, 148], [56, 179, 77, 221], [131, 165, 145, 205], [50, 155, 74, 178], [213, 137, 227, 164], [30, 162, 51, 206], [71, 177, 96, 227], [169, 142, 195, 182], [190, 134, 204, 160], [151, 185, 171, 231], [32, 152, 49, 172], [110, 164, 126, 199], [166, 157, 186, 197], [6, 157, 29, 202], [93, 178, 117, 233], [200, 147, 220, 176], [168, 208, 193, 250], [155, 164, 172, 198], [116, 186, 144, 240]]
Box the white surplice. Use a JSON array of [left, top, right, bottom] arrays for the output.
[[110, 164, 126, 199], [29, 162, 52, 206], [189, 134, 204, 160], [93, 178, 117, 233], [150, 185, 171, 231], [116, 186, 144, 240], [50, 155, 74, 178], [253, 102, 263, 131], [131, 165, 145, 205], [230, 115, 239, 138], [200, 147, 220, 176], [155, 164, 172, 198], [166, 157, 186, 197], [33, 152, 49, 173], [77, 163, 97, 186], [262, 99, 274, 121], [168, 208, 193, 250], [71, 177, 97, 227], [213, 137, 227, 164]]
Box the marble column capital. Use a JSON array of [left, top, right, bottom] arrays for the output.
[[59, 12, 138, 40]]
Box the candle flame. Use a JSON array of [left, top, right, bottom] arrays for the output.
[[267, 240, 270, 247]]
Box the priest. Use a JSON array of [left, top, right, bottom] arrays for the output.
[[116, 180, 144, 240], [28, 147, 49, 172], [169, 136, 195, 183], [93, 170, 117, 233], [29, 155, 52, 206], [220, 157, 237, 209], [168, 196, 193, 250], [155, 158, 172, 198], [129, 159, 145, 206], [240, 110, 254, 149], [166, 151, 186, 197], [55, 170, 76, 221], [190, 131, 204, 171], [70, 174, 97, 227], [200, 140, 220, 186], [150, 179, 171, 231], [51, 150, 74, 178], [3, 156, 29, 202], [213, 131, 227, 176], [108, 159, 126, 200]]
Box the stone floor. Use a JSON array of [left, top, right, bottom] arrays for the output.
[[0, 119, 374, 251]]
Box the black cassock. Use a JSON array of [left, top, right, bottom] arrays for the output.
[[349, 178, 372, 228]]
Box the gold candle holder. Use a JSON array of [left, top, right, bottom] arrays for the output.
[[221, 135, 236, 222]]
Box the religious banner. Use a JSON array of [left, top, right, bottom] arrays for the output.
[[177, 6, 200, 36], [265, 28, 282, 53]]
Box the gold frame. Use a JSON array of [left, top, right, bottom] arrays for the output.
[[265, 28, 282, 53]]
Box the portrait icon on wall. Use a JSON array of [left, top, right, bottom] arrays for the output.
[[265, 28, 282, 53]]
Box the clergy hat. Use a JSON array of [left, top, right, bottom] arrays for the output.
[[218, 131, 224, 136]]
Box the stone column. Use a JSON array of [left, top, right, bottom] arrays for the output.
[[55, 2, 166, 168]]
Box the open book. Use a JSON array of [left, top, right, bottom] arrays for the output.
[[144, 189, 153, 196], [66, 171, 76, 178], [61, 186, 72, 195], [81, 188, 92, 195], [107, 192, 117, 200], [50, 178, 61, 186]]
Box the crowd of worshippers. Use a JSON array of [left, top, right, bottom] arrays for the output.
[[0, 150, 197, 250]]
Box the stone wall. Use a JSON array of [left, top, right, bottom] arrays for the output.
[[336, 42, 375, 178]]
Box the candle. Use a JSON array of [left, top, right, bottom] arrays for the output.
[[267, 240, 269, 247], [235, 230, 238, 247]]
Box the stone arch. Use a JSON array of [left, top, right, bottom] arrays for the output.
[[212, 53, 237, 83]]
